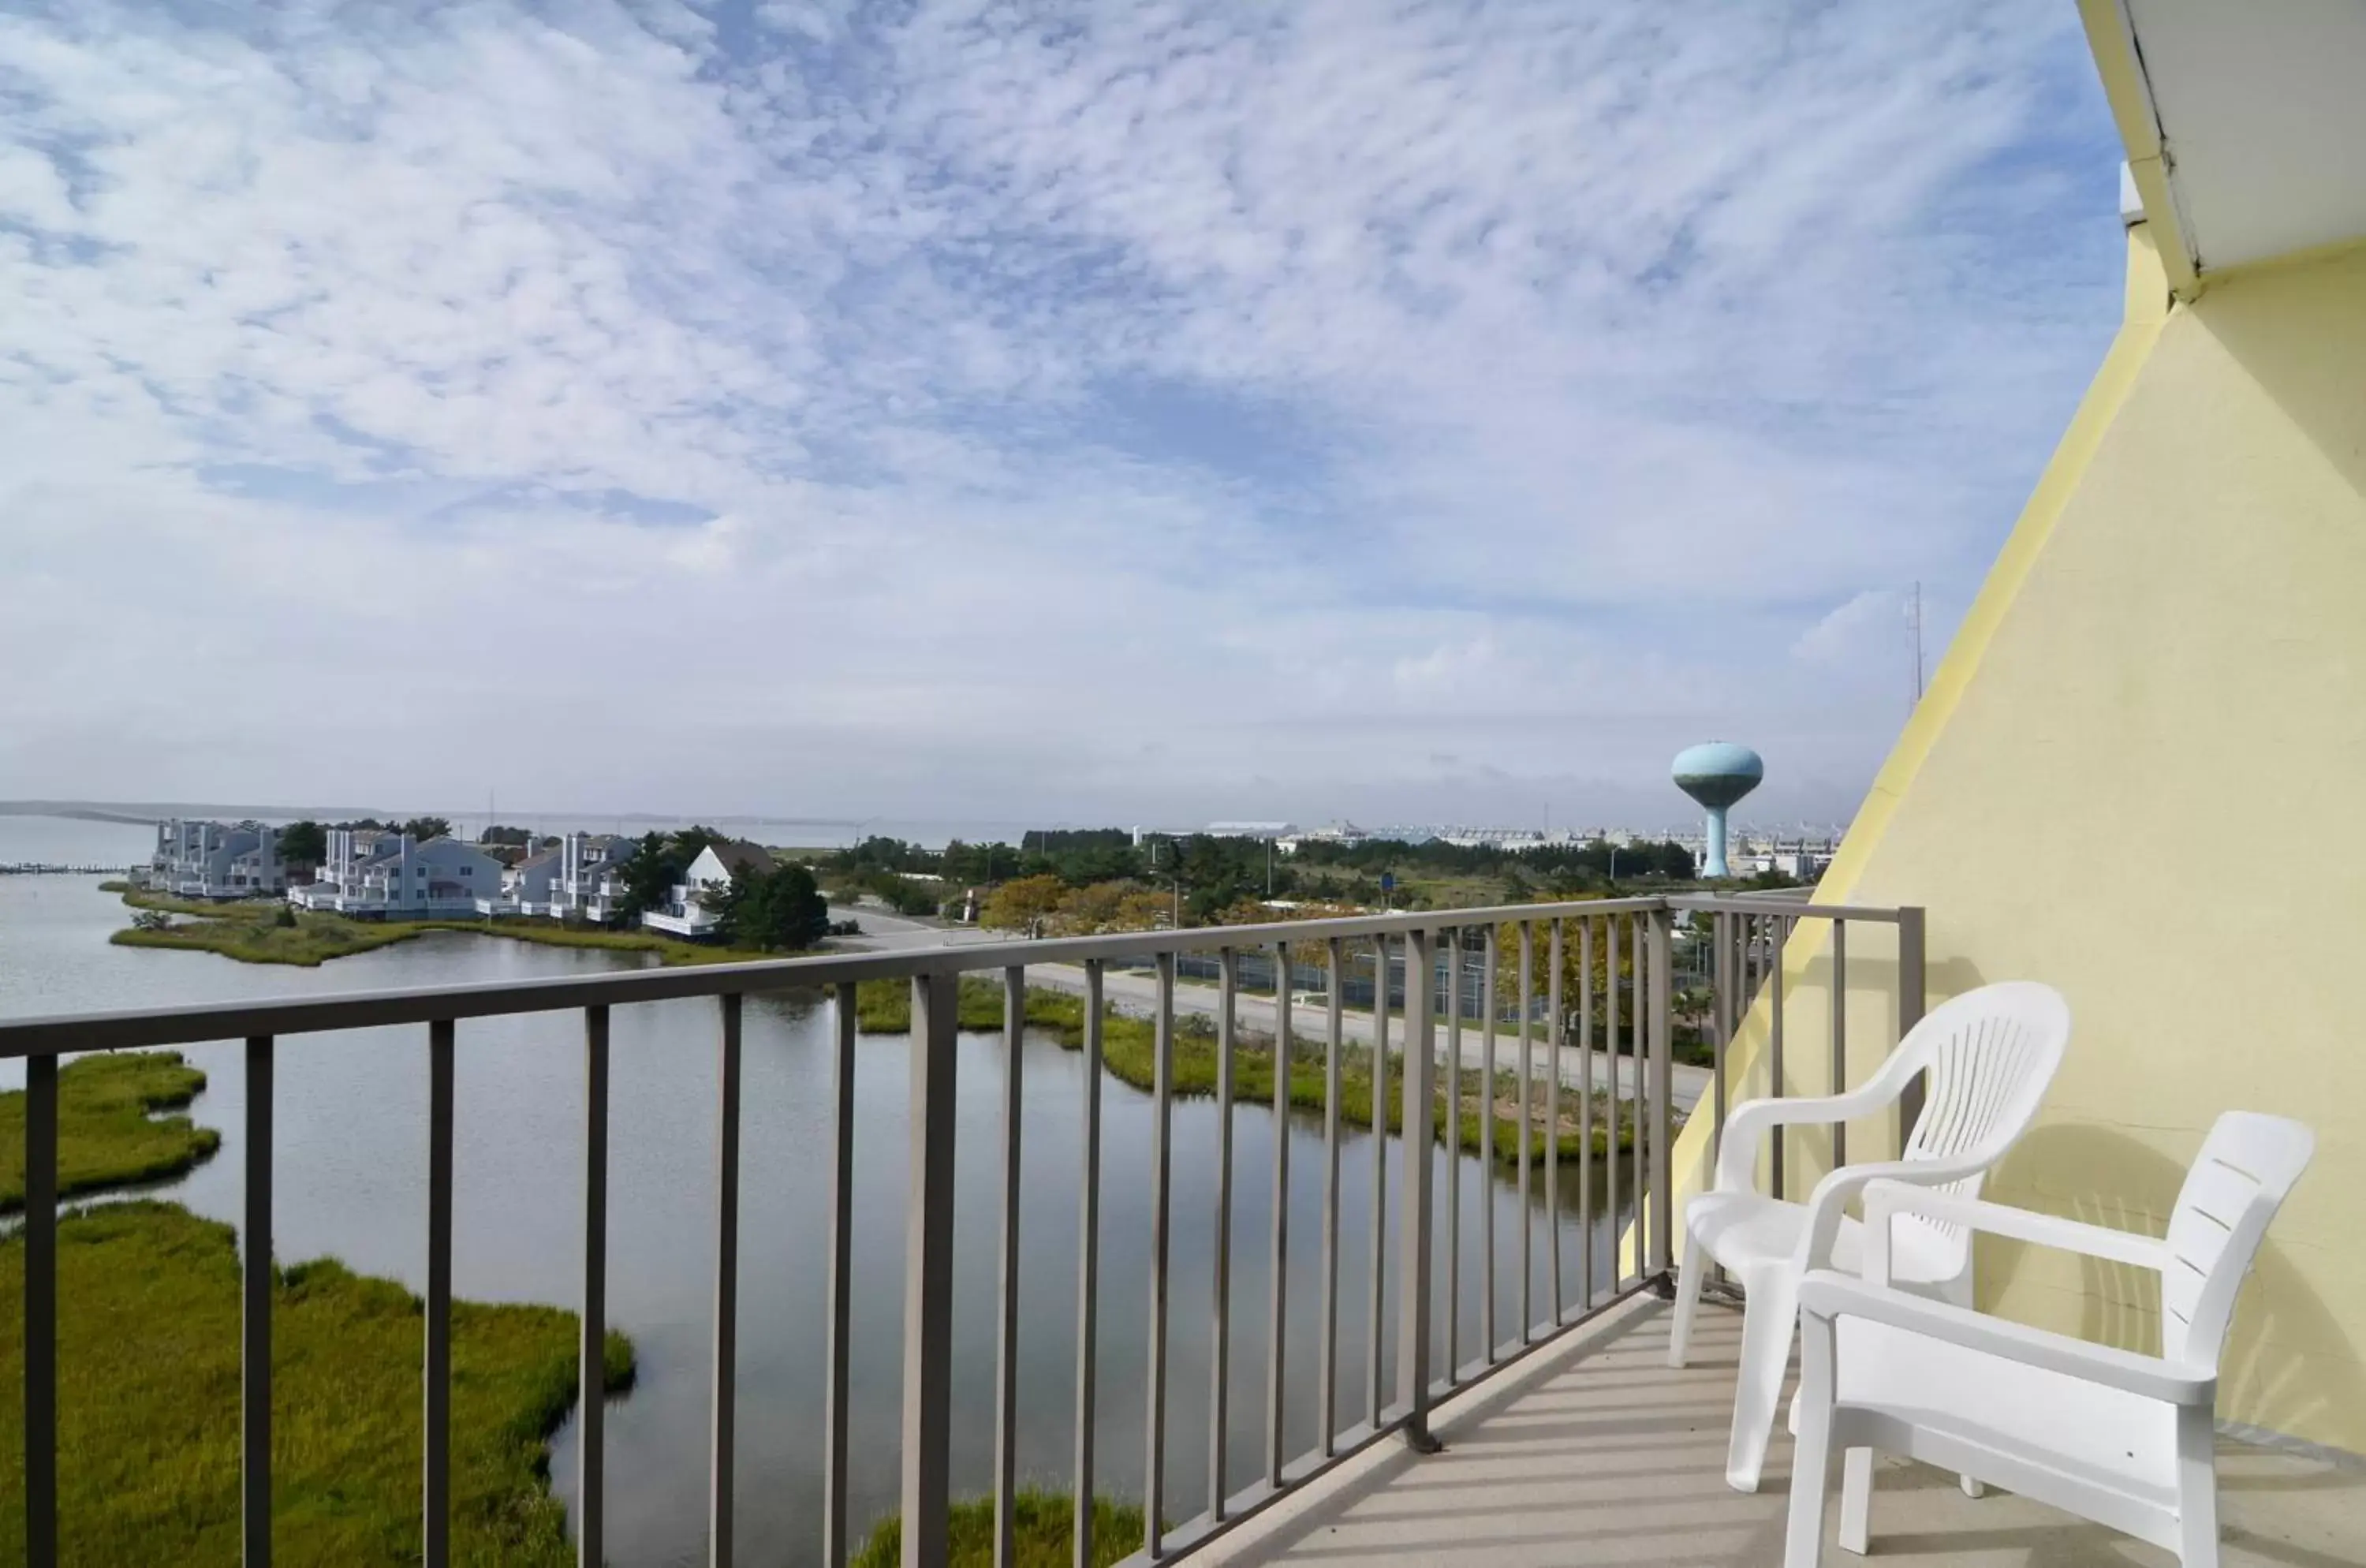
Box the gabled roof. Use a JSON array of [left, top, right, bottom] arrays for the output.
[[703, 838, 775, 876]]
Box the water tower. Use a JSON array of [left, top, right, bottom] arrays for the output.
[[1671, 742, 1763, 879]]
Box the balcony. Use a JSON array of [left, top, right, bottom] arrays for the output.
[[1200, 1302, 2360, 1567], [5, 894, 2359, 1566], [641, 903, 718, 937]]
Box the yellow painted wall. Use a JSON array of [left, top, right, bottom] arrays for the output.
[[1663, 226, 2366, 1451]]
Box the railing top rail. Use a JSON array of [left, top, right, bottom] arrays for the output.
[[1, 890, 1915, 1058], [1665, 893, 1915, 921]]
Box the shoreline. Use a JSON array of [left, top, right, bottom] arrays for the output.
[[853, 977, 1656, 1166], [109, 886, 779, 967]]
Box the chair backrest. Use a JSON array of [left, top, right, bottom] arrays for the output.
[[2161, 1111, 2314, 1367], [1889, 981, 2073, 1270]]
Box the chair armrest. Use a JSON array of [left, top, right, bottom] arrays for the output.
[[1793, 1154, 1995, 1271], [1862, 1181, 2173, 1284], [1717, 1087, 1896, 1193], [1797, 1269, 2215, 1406]]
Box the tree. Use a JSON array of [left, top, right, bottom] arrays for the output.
[[979, 874, 1066, 935], [616, 832, 683, 922], [399, 816, 453, 843], [1486, 904, 1647, 1050], [713, 863, 829, 952], [1050, 880, 1178, 935], [278, 820, 326, 866], [478, 824, 535, 846]]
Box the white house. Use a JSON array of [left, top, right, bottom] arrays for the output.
[[641, 838, 774, 939], [147, 819, 285, 899], [289, 829, 502, 918]]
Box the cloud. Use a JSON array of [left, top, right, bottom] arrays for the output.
[[0, 0, 2123, 827]]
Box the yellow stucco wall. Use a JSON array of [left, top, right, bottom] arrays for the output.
[[1662, 226, 2366, 1451]]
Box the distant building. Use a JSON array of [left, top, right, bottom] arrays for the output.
[[1204, 821, 1298, 839], [291, 829, 500, 918], [146, 818, 285, 899], [1433, 827, 1578, 852], [545, 832, 637, 922], [476, 842, 562, 917], [1275, 820, 1367, 854], [642, 838, 774, 939]]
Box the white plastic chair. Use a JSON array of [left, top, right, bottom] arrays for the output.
[[1669, 980, 2071, 1491], [1784, 1111, 2315, 1566]]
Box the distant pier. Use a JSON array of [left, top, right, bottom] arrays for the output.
[[0, 863, 132, 875]]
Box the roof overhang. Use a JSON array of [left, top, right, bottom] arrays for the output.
[[2080, 0, 2366, 299]]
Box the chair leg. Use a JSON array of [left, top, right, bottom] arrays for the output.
[[1726, 1272, 1797, 1492], [1838, 1449, 1873, 1555], [2176, 1404, 2219, 1566], [1940, 1272, 1985, 1499], [1669, 1234, 1707, 1368], [1783, 1310, 1836, 1568]]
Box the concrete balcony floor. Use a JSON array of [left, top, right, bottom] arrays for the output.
[[1199, 1301, 2366, 1567]]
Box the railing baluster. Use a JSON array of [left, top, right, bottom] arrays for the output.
[[1443, 930, 1461, 1375], [904, 974, 959, 1568], [1318, 939, 1343, 1457], [1770, 915, 1787, 1201], [1396, 928, 1436, 1440], [1897, 906, 1928, 1153], [1711, 912, 1730, 1176], [1265, 940, 1290, 1488], [424, 1019, 454, 1568], [580, 1010, 608, 1568], [1207, 950, 1236, 1521], [712, 994, 743, 1568], [1578, 919, 1594, 1312], [1073, 964, 1104, 1568], [1648, 909, 1674, 1281], [1365, 935, 1387, 1427], [1480, 926, 1497, 1357], [24, 1051, 57, 1568], [1516, 921, 1533, 1342], [995, 968, 1026, 1566], [1606, 919, 1621, 1292], [244, 1035, 274, 1568], [1546, 920, 1562, 1322], [1145, 953, 1176, 1558], [1635, 914, 1652, 1272], [1830, 920, 1849, 1170], [825, 987, 857, 1568]]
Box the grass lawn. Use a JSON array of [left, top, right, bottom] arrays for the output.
[[853, 979, 1651, 1162], [0, 1202, 633, 1568], [110, 889, 782, 969], [1, 1052, 221, 1214], [851, 1492, 1147, 1568]]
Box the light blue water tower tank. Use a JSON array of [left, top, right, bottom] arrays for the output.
[[1672, 742, 1763, 879]]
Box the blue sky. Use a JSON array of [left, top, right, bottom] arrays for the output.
[[0, 0, 2125, 828]]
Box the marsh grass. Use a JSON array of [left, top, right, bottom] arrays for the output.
[[0, 1202, 633, 1566]]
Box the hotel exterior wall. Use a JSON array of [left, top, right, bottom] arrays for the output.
[[1663, 226, 2366, 1451]]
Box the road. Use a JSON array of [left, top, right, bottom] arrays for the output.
[[823, 905, 1709, 1111], [1022, 962, 1708, 1111]]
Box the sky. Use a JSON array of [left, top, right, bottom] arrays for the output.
[[0, 0, 2128, 831]]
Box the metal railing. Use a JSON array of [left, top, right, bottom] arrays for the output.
[[2, 891, 1919, 1568], [1679, 895, 1927, 1196]]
